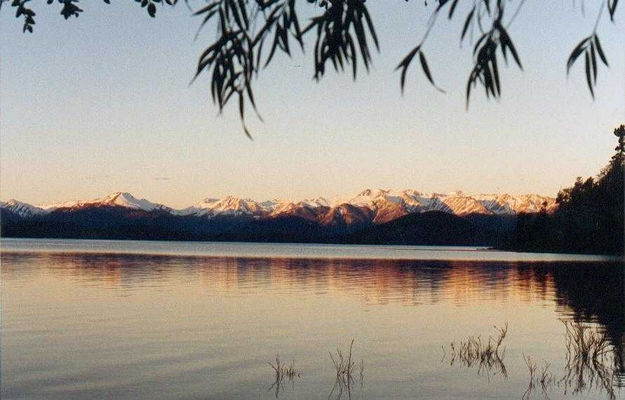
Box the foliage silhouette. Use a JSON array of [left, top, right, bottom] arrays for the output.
[[2, 0, 620, 136], [508, 124, 625, 255]]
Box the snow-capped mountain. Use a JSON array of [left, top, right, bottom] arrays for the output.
[[178, 196, 280, 218], [333, 189, 556, 220], [472, 193, 558, 215], [41, 192, 172, 213], [1, 189, 556, 225], [1, 192, 171, 216], [1, 189, 558, 244], [0, 199, 46, 218], [339, 189, 452, 223], [270, 197, 330, 219]]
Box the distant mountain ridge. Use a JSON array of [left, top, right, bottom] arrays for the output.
[[3, 189, 556, 219], [1, 189, 555, 245]]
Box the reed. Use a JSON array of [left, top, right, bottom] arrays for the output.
[[538, 361, 555, 393], [329, 339, 356, 385], [560, 320, 618, 400], [444, 323, 508, 378], [359, 359, 364, 385], [520, 321, 621, 400], [521, 353, 537, 400], [328, 339, 364, 399], [268, 354, 300, 382]]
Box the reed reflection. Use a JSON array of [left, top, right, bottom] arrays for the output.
[[518, 321, 623, 400], [551, 264, 625, 379]]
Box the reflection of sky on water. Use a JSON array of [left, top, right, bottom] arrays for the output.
[[1, 240, 623, 399]]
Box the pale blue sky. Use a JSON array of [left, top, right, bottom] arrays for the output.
[[1, 1, 623, 207]]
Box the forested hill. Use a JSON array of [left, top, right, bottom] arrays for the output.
[[503, 125, 625, 256]]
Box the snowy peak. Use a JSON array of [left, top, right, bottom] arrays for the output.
[[181, 195, 334, 219], [471, 193, 557, 215], [339, 189, 555, 217], [99, 192, 167, 212], [343, 188, 393, 207], [39, 192, 170, 213], [0, 199, 45, 218], [271, 197, 330, 216], [299, 197, 331, 208], [180, 196, 279, 218], [440, 194, 492, 216]]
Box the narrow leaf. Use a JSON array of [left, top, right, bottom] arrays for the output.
[[567, 38, 589, 73], [594, 35, 609, 66], [585, 51, 595, 98], [461, 8, 475, 41]]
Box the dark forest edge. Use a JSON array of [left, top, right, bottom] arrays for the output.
[[500, 125, 624, 256]]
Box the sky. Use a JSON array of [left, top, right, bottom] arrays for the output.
[[1, 1, 623, 208]]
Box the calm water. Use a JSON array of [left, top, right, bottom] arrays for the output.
[[2, 239, 624, 399]]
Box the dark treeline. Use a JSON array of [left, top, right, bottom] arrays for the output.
[[1, 209, 508, 246], [505, 125, 625, 255]]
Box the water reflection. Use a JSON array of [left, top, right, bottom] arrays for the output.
[[2, 250, 623, 399], [552, 265, 625, 378], [561, 321, 620, 399], [2, 253, 567, 300], [515, 320, 623, 400], [3, 253, 623, 346], [4, 253, 620, 303]]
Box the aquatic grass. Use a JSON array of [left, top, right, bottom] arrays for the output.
[[521, 355, 556, 400], [523, 321, 621, 400], [267, 354, 301, 398], [329, 339, 356, 384], [268, 354, 300, 381], [563, 320, 612, 366], [521, 353, 537, 400], [359, 359, 364, 385], [443, 323, 508, 378], [265, 322, 621, 400], [560, 320, 618, 400], [328, 339, 364, 399], [538, 361, 555, 394]]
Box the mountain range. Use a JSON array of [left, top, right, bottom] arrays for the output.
[[1, 189, 556, 245]]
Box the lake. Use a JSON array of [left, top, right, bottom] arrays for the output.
[[1, 238, 624, 399]]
